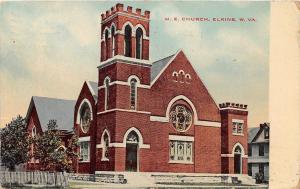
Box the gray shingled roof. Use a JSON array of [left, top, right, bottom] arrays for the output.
[[87, 81, 98, 100], [248, 127, 260, 143], [151, 54, 175, 82], [32, 96, 76, 132]]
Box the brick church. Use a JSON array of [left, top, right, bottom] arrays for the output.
[[26, 3, 249, 175]]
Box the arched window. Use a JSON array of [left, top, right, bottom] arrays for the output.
[[80, 102, 91, 133], [102, 132, 109, 160], [172, 72, 178, 82], [234, 146, 242, 154], [104, 77, 110, 110], [179, 70, 185, 82], [124, 25, 132, 57], [105, 30, 109, 59], [126, 131, 139, 143], [57, 145, 66, 152], [32, 126, 36, 137], [130, 78, 137, 110], [136, 27, 143, 59], [111, 26, 115, 57]]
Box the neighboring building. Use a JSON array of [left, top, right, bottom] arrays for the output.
[[25, 96, 75, 170], [25, 3, 250, 175], [248, 123, 270, 182]]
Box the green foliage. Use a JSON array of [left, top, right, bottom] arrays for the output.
[[34, 120, 78, 172], [0, 115, 31, 170]]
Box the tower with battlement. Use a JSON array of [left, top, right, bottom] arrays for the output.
[[100, 3, 150, 62], [219, 102, 248, 174]]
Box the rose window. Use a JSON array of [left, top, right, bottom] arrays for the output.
[[170, 105, 192, 132]]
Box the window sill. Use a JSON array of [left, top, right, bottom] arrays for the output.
[[168, 160, 194, 164], [101, 158, 109, 162], [79, 160, 90, 163], [232, 133, 244, 136]]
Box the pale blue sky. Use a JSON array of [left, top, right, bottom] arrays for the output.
[[0, 1, 269, 127]]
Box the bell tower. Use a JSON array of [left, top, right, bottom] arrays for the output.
[[100, 3, 150, 62], [96, 4, 152, 172], [97, 3, 151, 113]]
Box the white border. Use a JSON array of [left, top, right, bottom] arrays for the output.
[[219, 107, 248, 111], [97, 108, 150, 115], [128, 76, 139, 110], [169, 135, 194, 141], [86, 81, 96, 96], [78, 136, 90, 142], [102, 11, 149, 24], [98, 79, 150, 89], [100, 129, 110, 161], [99, 55, 151, 68], [232, 119, 244, 123], [104, 76, 111, 111]]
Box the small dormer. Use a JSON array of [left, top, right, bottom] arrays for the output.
[[260, 123, 270, 139]]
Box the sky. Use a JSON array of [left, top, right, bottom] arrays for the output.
[[0, 1, 270, 128]]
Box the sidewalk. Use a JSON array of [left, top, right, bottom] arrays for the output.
[[69, 180, 268, 189]]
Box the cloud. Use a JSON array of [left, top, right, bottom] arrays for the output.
[[0, 3, 99, 127]]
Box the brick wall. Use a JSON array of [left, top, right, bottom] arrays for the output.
[[74, 82, 97, 174], [149, 51, 221, 122]]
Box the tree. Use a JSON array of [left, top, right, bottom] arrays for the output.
[[0, 115, 31, 171], [34, 120, 78, 172]]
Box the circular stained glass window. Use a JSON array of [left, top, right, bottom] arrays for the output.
[[169, 105, 192, 132]]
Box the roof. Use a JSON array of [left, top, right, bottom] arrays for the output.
[[151, 54, 175, 82], [31, 96, 76, 132], [86, 81, 98, 100], [248, 127, 260, 143]]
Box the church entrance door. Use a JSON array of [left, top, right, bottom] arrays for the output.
[[234, 146, 242, 174], [125, 131, 139, 172]]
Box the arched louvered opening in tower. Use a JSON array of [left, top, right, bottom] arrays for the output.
[[124, 25, 132, 57], [111, 25, 115, 57], [105, 30, 109, 59], [135, 27, 143, 59]]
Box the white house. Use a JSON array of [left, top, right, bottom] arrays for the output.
[[248, 123, 270, 182]]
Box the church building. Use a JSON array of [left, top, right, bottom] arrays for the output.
[[73, 3, 249, 174], [25, 3, 249, 175]]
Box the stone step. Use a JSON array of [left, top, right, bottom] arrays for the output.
[[91, 171, 257, 186]]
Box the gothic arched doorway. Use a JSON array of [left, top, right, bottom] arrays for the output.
[[125, 131, 139, 172], [234, 146, 242, 174]]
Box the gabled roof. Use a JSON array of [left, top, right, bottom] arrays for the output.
[[86, 81, 98, 101], [248, 127, 260, 143], [151, 53, 175, 82], [248, 123, 270, 143], [150, 49, 219, 110], [28, 96, 76, 132]]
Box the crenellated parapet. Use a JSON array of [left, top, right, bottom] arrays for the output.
[[101, 3, 150, 21], [219, 102, 248, 110]]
